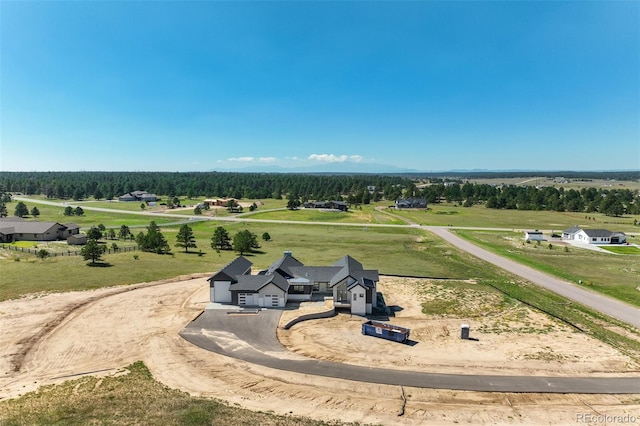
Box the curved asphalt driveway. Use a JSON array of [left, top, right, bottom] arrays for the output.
[[180, 310, 640, 394], [424, 226, 640, 329]]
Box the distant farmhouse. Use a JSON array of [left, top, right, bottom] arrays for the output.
[[303, 201, 349, 212], [0, 217, 80, 243], [208, 252, 379, 315], [562, 226, 626, 245], [203, 198, 235, 207], [118, 190, 157, 202], [395, 198, 427, 209]]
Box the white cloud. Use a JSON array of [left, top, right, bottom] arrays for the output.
[[308, 154, 364, 163], [226, 156, 278, 163], [228, 157, 255, 162]]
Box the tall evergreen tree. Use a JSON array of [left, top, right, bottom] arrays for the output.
[[81, 239, 106, 265], [211, 227, 232, 250], [119, 225, 131, 240], [14, 202, 29, 218], [137, 221, 170, 254], [233, 229, 260, 255], [175, 224, 197, 253]]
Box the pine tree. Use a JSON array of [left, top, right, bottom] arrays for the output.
[[175, 224, 197, 253], [211, 227, 232, 250], [14, 202, 29, 218]]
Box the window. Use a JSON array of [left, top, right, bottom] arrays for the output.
[[290, 285, 306, 294], [312, 282, 320, 291], [353, 293, 357, 301]]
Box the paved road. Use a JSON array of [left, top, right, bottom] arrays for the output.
[[180, 310, 640, 394], [424, 226, 640, 329]]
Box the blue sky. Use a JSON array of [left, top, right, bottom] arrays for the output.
[[1, 1, 638, 172]]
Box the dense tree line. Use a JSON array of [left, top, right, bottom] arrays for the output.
[[1, 172, 637, 217], [417, 183, 639, 216], [402, 171, 640, 181], [0, 172, 408, 202]]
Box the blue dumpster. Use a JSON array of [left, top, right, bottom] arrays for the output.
[[362, 320, 410, 343]]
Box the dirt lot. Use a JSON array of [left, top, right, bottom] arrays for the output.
[[1, 276, 638, 425], [279, 278, 638, 376]]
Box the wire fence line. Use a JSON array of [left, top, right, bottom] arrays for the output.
[[0, 244, 139, 257]]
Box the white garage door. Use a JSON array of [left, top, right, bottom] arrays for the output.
[[265, 295, 279, 307], [238, 293, 252, 305]]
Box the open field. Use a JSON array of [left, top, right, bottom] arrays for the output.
[[453, 230, 640, 307], [2, 200, 180, 229], [464, 177, 640, 192], [242, 204, 404, 225], [1, 221, 491, 301], [390, 203, 640, 233]]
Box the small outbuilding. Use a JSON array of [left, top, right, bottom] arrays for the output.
[[67, 234, 88, 245], [524, 230, 544, 241]]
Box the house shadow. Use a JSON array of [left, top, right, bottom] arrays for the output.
[[371, 292, 404, 320]]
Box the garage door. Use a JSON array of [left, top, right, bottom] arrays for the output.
[[238, 293, 252, 305], [265, 295, 279, 307]]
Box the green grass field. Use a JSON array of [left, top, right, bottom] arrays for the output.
[[4, 200, 179, 229], [0, 362, 355, 426], [453, 230, 640, 307], [391, 203, 640, 233], [236, 203, 404, 225], [0, 220, 494, 301], [600, 245, 640, 255]]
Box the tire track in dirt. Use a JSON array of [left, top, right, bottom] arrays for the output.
[[11, 274, 209, 372]]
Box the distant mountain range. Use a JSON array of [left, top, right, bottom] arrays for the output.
[[211, 162, 639, 175]]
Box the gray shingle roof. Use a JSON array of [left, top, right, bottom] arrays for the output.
[[329, 255, 378, 287], [230, 274, 289, 293], [0, 219, 65, 234], [348, 277, 376, 290], [289, 266, 343, 282], [208, 256, 252, 283], [333, 255, 363, 271], [581, 229, 614, 238], [264, 254, 303, 278], [562, 226, 581, 234]]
